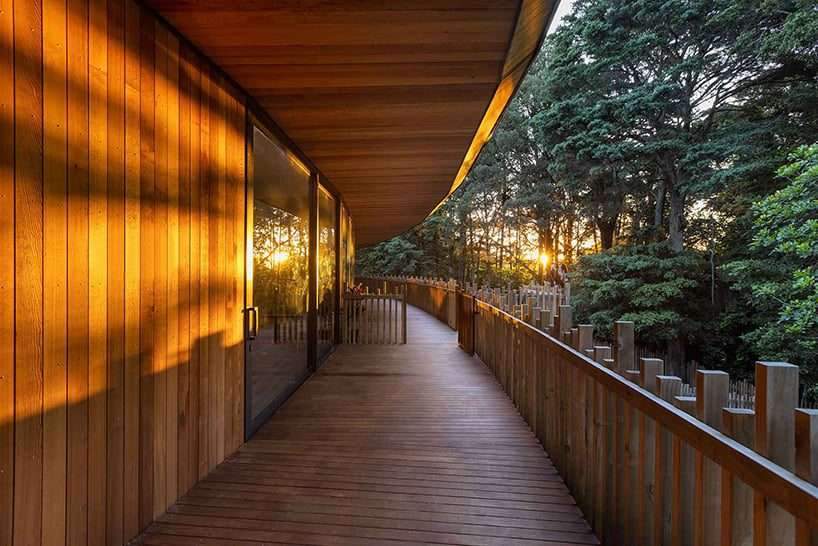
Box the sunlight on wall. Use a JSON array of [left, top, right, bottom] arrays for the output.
[[1, 3, 248, 546]]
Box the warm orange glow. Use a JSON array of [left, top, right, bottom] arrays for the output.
[[270, 250, 289, 266], [539, 253, 550, 267]]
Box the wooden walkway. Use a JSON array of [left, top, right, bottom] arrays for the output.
[[139, 306, 598, 546]]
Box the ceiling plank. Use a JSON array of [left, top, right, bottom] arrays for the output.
[[145, 0, 554, 246]]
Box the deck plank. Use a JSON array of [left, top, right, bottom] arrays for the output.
[[141, 306, 598, 545]]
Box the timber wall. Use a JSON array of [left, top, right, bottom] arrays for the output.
[[0, 1, 246, 544]]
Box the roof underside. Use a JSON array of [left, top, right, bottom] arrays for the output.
[[146, 0, 554, 246]]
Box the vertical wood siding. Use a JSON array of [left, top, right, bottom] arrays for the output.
[[0, 1, 247, 544]]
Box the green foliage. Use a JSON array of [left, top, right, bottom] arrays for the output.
[[356, 237, 424, 278], [537, 0, 818, 251], [722, 145, 818, 377], [358, 0, 818, 379], [572, 243, 717, 353]]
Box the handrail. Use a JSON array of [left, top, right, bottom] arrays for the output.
[[384, 276, 818, 544], [359, 276, 456, 329], [475, 298, 818, 528], [341, 289, 407, 345]]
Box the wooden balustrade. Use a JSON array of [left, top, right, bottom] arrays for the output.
[[470, 297, 818, 545], [342, 292, 406, 344], [379, 276, 818, 546], [264, 314, 308, 344], [457, 291, 475, 355], [358, 276, 457, 328]]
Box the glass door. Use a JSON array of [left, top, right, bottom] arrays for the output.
[[245, 126, 311, 437], [317, 186, 337, 363]]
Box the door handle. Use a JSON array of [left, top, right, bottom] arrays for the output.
[[246, 307, 259, 340]]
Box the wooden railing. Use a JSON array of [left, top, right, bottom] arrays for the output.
[[342, 292, 407, 344], [389, 276, 818, 546], [359, 276, 457, 329], [263, 313, 308, 344], [457, 291, 475, 355]]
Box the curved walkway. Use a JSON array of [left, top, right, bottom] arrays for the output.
[[139, 306, 598, 545]]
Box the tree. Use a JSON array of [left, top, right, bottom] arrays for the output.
[[538, 0, 818, 251], [356, 0, 818, 380], [722, 144, 818, 379], [355, 237, 424, 278], [571, 242, 722, 373]]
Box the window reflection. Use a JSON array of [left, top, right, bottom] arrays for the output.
[[248, 127, 310, 428], [317, 186, 337, 361], [253, 200, 308, 336], [340, 204, 354, 291]]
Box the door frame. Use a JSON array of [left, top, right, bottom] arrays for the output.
[[242, 113, 344, 440]]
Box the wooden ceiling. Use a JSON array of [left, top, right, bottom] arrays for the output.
[[146, 0, 555, 246]]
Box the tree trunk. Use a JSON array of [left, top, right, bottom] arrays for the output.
[[653, 182, 665, 229], [563, 215, 574, 263], [667, 338, 687, 380], [498, 216, 506, 271], [543, 223, 553, 259], [668, 182, 684, 252], [597, 218, 616, 250]]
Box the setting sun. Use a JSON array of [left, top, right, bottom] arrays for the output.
[[271, 250, 290, 265]]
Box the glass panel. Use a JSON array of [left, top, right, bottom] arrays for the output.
[[317, 186, 337, 361], [346, 209, 355, 289], [340, 204, 355, 291], [248, 127, 310, 428]]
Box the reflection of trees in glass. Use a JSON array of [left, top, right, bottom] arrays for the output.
[[319, 225, 336, 296], [253, 200, 308, 322], [318, 192, 337, 347], [340, 209, 355, 290]]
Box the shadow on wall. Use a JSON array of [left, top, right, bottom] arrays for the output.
[[0, 0, 249, 545]]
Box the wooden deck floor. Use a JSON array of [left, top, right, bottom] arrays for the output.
[[139, 306, 598, 546]]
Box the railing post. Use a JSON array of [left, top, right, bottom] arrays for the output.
[[722, 407, 755, 546], [695, 370, 729, 546], [656, 375, 682, 546], [638, 357, 663, 544], [541, 308, 552, 330], [755, 361, 798, 546], [592, 345, 616, 540], [401, 284, 407, 344], [673, 394, 697, 546], [796, 409, 818, 546], [614, 320, 635, 375], [578, 324, 594, 354], [640, 358, 663, 393], [612, 320, 637, 542], [558, 304, 572, 339]]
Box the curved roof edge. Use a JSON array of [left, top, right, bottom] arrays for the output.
[[436, 0, 557, 212]]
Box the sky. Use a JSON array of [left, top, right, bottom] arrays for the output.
[[548, 0, 575, 35]]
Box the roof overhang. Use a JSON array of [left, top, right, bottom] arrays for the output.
[[146, 0, 556, 246]]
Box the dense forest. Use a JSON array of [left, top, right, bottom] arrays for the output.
[[358, 0, 818, 382]]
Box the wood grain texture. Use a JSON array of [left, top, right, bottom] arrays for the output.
[[4, 2, 557, 544], [123, 2, 142, 538], [13, 2, 45, 546], [0, 0, 14, 540], [107, 0, 127, 543], [88, 0, 110, 541], [145, 0, 555, 245], [1, 1, 245, 544], [42, 1, 69, 544], [139, 306, 599, 546]]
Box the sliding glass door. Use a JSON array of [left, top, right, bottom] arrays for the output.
[[317, 186, 337, 362], [245, 126, 311, 436]]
